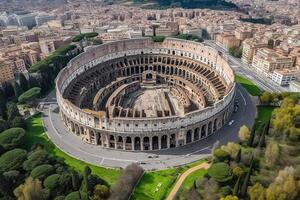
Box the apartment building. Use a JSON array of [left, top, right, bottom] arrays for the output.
[[241, 38, 269, 64], [215, 33, 241, 50], [252, 48, 294, 77], [271, 69, 297, 86]]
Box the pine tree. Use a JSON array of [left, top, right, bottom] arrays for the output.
[[247, 123, 256, 147], [258, 131, 266, 148], [241, 156, 254, 197], [235, 148, 241, 163], [15, 73, 28, 92], [233, 175, 241, 196], [0, 88, 7, 118], [12, 82, 23, 98], [71, 170, 80, 190]]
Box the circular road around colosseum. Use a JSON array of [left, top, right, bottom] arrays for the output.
[[42, 83, 254, 170]]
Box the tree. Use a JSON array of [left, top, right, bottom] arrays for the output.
[[0, 87, 7, 118], [43, 174, 61, 190], [265, 141, 279, 167], [239, 125, 251, 142], [235, 148, 241, 163], [109, 163, 144, 200], [241, 156, 254, 197], [260, 92, 272, 104], [12, 81, 23, 98], [65, 191, 82, 200], [30, 164, 55, 180], [233, 175, 241, 196], [6, 102, 20, 121], [0, 119, 9, 132], [248, 182, 266, 200], [18, 87, 41, 104], [0, 148, 27, 173], [207, 162, 232, 183], [232, 166, 244, 177], [220, 195, 239, 200], [0, 128, 25, 150], [248, 123, 256, 147], [71, 170, 81, 190], [213, 148, 230, 162], [11, 116, 27, 129], [23, 150, 49, 171], [221, 142, 241, 159], [229, 46, 242, 58], [14, 177, 49, 200], [15, 72, 28, 92], [92, 184, 109, 200]]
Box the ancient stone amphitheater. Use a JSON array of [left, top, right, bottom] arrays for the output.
[[56, 38, 236, 151]]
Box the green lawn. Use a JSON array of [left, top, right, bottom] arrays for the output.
[[131, 159, 206, 200], [255, 106, 276, 132], [23, 115, 121, 186], [131, 168, 180, 200], [235, 75, 262, 96]]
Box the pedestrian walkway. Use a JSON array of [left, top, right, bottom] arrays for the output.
[[166, 162, 211, 200]]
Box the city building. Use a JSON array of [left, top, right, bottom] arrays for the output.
[[215, 33, 241, 50], [0, 60, 14, 86], [241, 38, 269, 64], [271, 69, 297, 86], [252, 48, 294, 77]]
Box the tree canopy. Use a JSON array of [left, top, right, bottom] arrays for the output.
[[18, 87, 41, 104], [0, 128, 25, 150]]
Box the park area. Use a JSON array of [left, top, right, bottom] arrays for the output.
[[235, 75, 262, 96], [23, 115, 121, 186]]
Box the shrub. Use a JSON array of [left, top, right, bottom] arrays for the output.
[[151, 36, 166, 42], [93, 184, 109, 199], [23, 150, 49, 171], [30, 164, 55, 180], [208, 162, 232, 183], [65, 191, 82, 200], [44, 174, 61, 190], [213, 148, 230, 162], [0, 128, 25, 150], [0, 148, 27, 173], [18, 87, 41, 104]]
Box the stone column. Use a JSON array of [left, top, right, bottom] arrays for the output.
[[149, 138, 153, 150], [123, 139, 126, 150], [141, 138, 144, 151], [131, 137, 135, 151], [167, 135, 170, 148], [191, 131, 194, 142], [206, 123, 209, 136]]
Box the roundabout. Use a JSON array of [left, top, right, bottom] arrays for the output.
[[41, 38, 255, 169]]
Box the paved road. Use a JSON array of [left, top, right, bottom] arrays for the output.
[[41, 84, 255, 170], [203, 40, 288, 93], [167, 162, 211, 200]]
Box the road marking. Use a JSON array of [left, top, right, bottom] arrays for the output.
[[238, 89, 247, 106], [188, 146, 211, 155]]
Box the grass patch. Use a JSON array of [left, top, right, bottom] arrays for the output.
[[255, 106, 276, 132], [175, 168, 207, 198], [23, 115, 120, 185], [131, 159, 206, 200], [131, 168, 180, 200], [235, 75, 262, 96]]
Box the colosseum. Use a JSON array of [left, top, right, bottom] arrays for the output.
[[56, 38, 236, 151]]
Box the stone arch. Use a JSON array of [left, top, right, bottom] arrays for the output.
[[70, 121, 75, 133], [208, 121, 212, 135], [125, 137, 132, 150], [75, 124, 79, 135], [186, 130, 192, 144], [213, 118, 218, 132], [117, 136, 123, 149], [201, 125, 206, 138], [97, 133, 102, 145], [109, 135, 115, 148], [143, 137, 150, 150], [170, 134, 176, 148], [134, 137, 141, 150], [161, 135, 168, 149], [152, 136, 159, 150], [194, 128, 200, 141]]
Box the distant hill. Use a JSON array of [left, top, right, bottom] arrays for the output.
[[105, 0, 238, 10]]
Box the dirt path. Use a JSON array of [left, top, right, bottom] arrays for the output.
[[166, 162, 211, 200]]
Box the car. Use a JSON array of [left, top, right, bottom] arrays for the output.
[[228, 120, 234, 126]]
